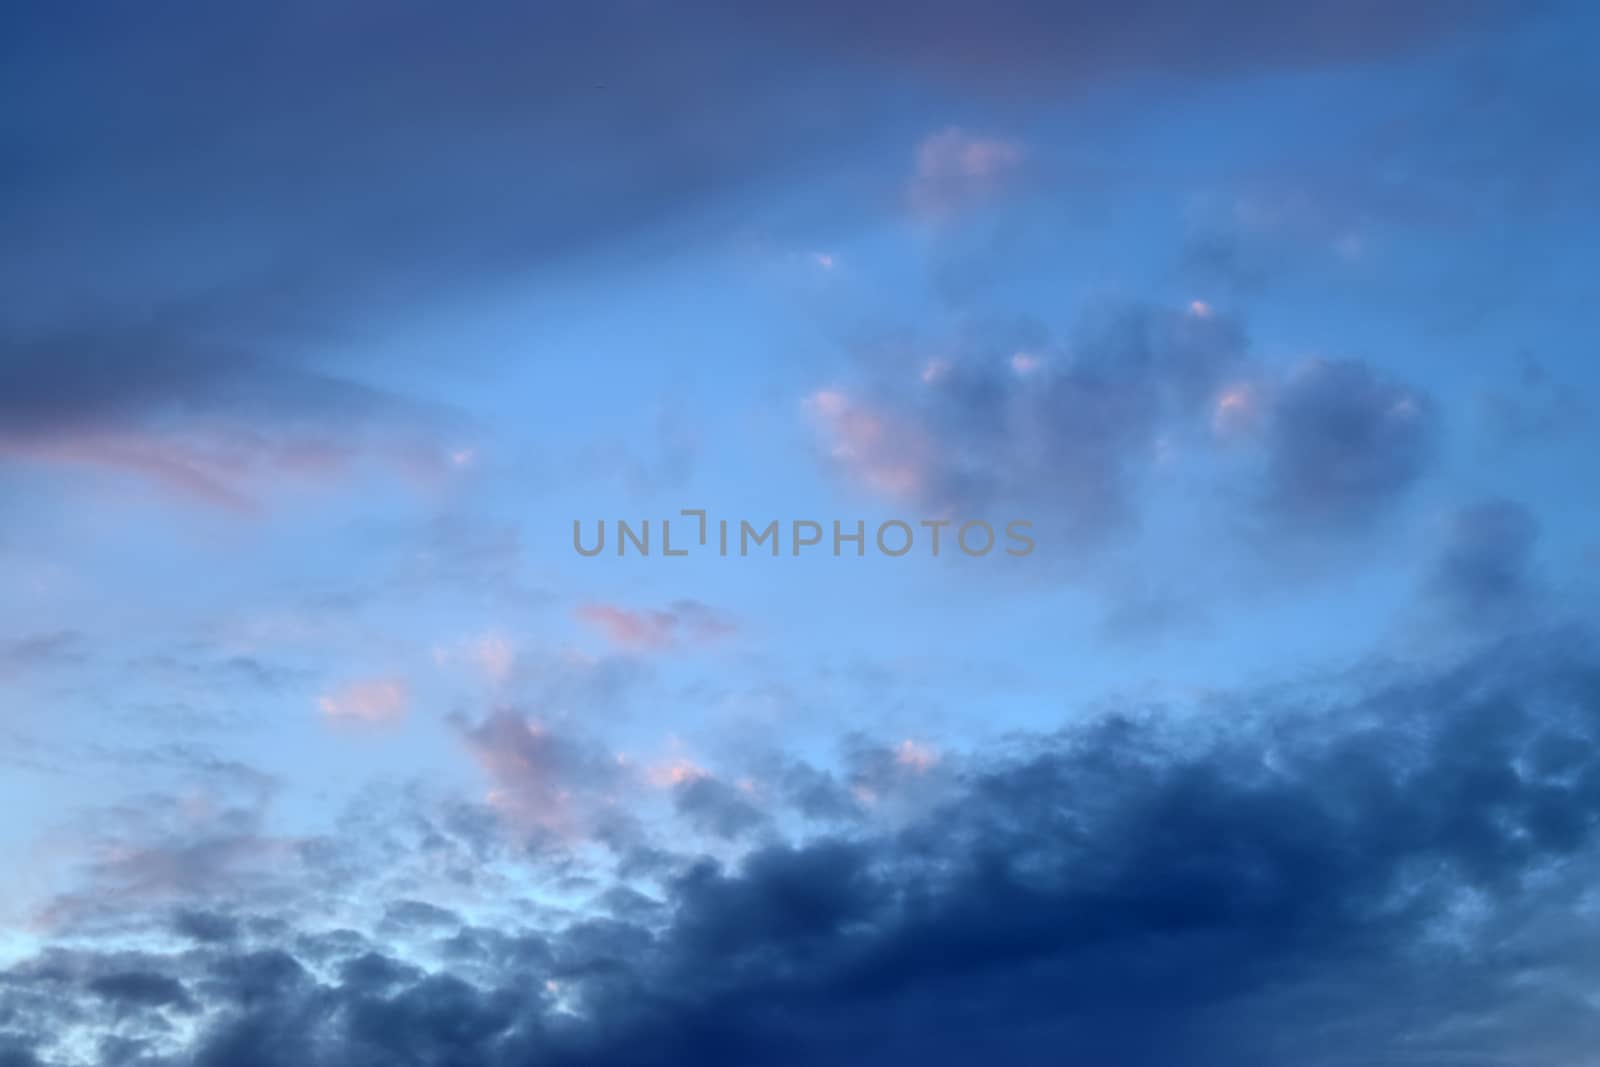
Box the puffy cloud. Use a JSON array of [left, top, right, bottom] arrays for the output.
[[453, 711, 627, 839], [803, 389, 933, 500], [893, 739, 940, 772], [673, 776, 771, 841], [5, 634, 1600, 1065], [808, 308, 1443, 562], [1260, 358, 1436, 529], [809, 303, 1249, 544]]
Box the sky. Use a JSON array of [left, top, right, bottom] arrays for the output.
[[2, 2, 1600, 1065]]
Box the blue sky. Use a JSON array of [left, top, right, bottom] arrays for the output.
[[2, 3, 1600, 1065]]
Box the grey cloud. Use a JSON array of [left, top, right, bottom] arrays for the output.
[[1427, 498, 1541, 622], [1260, 358, 1436, 530], [86, 972, 195, 1014], [337, 953, 425, 996], [673, 777, 771, 841], [778, 760, 868, 825], [380, 900, 465, 933], [0, 1042, 41, 1067], [200, 951, 308, 1010], [171, 909, 242, 945]]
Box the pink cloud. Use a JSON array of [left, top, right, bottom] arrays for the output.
[[456, 712, 627, 838], [895, 739, 940, 773], [645, 756, 712, 789], [317, 677, 409, 726], [804, 388, 931, 499], [575, 600, 737, 652], [0, 422, 459, 515], [909, 127, 1025, 217], [1211, 381, 1264, 440]]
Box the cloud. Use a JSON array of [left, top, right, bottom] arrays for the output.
[[0, 295, 460, 511], [808, 303, 1249, 545], [172, 909, 243, 945], [317, 677, 409, 727], [809, 308, 1442, 577], [87, 971, 196, 1014], [5, 633, 1600, 1065], [576, 601, 737, 652], [908, 128, 1026, 217], [747, 1, 1518, 91], [1259, 358, 1436, 529], [803, 389, 933, 499], [1426, 498, 1541, 623], [1, 0, 1522, 500], [0, 424, 449, 515], [454, 711, 627, 840], [673, 777, 771, 841], [1478, 357, 1589, 447]]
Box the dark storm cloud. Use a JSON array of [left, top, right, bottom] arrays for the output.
[[5, 632, 1600, 1065], [1427, 498, 1541, 621]]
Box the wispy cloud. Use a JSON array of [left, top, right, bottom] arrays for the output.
[[908, 127, 1025, 217], [317, 677, 409, 727], [576, 601, 737, 653]]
